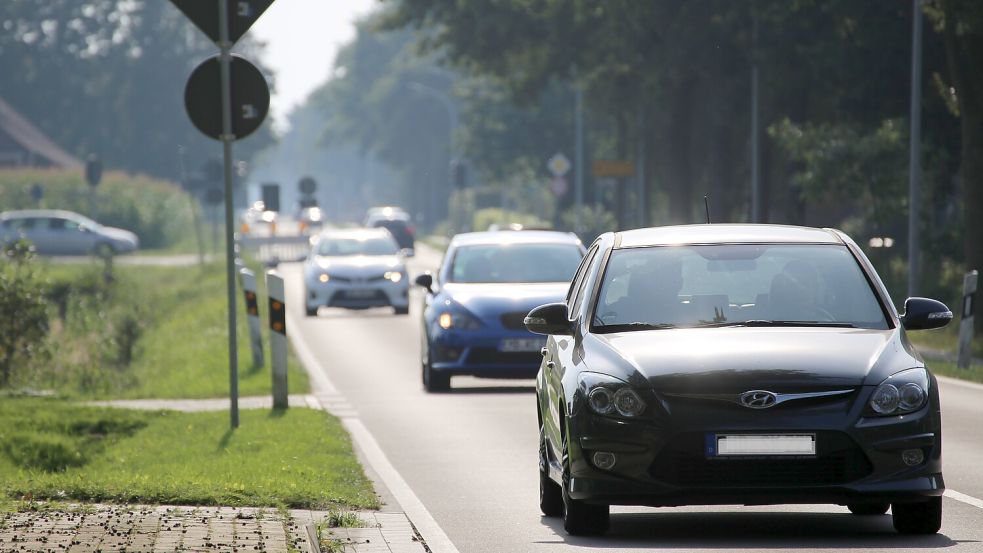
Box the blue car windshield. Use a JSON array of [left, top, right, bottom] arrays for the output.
[[449, 244, 583, 283], [593, 244, 888, 330], [317, 236, 399, 256]]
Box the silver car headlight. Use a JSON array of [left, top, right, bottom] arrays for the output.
[[578, 372, 646, 418], [867, 368, 929, 416], [384, 271, 404, 283]]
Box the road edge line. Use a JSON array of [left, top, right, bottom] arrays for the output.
[[286, 306, 460, 553], [945, 489, 983, 510], [936, 375, 983, 392]]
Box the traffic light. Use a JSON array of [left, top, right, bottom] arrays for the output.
[[450, 159, 468, 188]]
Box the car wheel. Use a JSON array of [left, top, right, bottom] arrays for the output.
[[422, 347, 450, 392], [892, 497, 942, 534], [394, 306, 410, 315], [848, 503, 890, 516], [306, 305, 318, 317], [561, 423, 609, 535], [539, 424, 563, 517]]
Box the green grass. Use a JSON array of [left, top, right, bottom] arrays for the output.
[[0, 397, 378, 509], [908, 326, 983, 358], [928, 360, 983, 385], [32, 259, 308, 399]]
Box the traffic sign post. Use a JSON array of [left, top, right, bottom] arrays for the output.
[[171, 0, 274, 429], [957, 270, 977, 370]]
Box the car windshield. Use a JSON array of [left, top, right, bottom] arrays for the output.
[[316, 236, 399, 257], [448, 243, 583, 283], [593, 244, 888, 331]]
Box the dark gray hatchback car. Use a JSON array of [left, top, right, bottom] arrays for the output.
[[526, 224, 952, 536]]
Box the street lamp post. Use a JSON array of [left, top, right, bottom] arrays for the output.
[[409, 82, 459, 229]]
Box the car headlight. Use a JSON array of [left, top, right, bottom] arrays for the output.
[[384, 271, 404, 283], [436, 306, 482, 330], [867, 368, 929, 416], [578, 372, 646, 418]]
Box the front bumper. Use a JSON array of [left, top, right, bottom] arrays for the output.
[[306, 279, 409, 310], [563, 387, 943, 507], [428, 327, 546, 378]]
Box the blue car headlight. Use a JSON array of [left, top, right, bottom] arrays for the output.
[[578, 372, 646, 418], [867, 368, 929, 416], [436, 303, 482, 330]]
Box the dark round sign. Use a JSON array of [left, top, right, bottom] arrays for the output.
[[185, 54, 270, 141], [299, 176, 317, 195]]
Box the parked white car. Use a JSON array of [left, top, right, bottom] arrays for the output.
[[303, 227, 411, 316], [0, 209, 139, 256]]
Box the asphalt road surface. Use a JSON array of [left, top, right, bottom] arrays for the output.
[[281, 245, 983, 553]]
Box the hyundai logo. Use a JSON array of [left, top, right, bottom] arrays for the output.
[[740, 390, 778, 409]]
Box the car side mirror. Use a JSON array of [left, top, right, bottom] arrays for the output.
[[524, 302, 573, 335], [414, 272, 433, 293], [901, 297, 953, 330]]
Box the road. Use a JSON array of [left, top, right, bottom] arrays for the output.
[[281, 244, 983, 552]]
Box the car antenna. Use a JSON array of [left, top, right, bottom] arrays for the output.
[[704, 194, 711, 224]]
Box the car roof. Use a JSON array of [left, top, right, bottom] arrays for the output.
[[449, 230, 583, 247], [615, 224, 844, 248], [0, 209, 90, 221], [316, 227, 393, 240]]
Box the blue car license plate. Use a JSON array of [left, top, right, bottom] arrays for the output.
[[498, 338, 544, 352]]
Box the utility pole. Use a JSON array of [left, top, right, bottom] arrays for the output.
[[574, 86, 584, 234], [750, 2, 761, 223], [908, 0, 923, 298]]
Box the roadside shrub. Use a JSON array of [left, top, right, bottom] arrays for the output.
[[0, 241, 49, 388], [560, 205, 617, 245]]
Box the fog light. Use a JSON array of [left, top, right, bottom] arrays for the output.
[[318, 273, 330, 283], [902, 448, 924, 466], [592, 451, 617, 471]]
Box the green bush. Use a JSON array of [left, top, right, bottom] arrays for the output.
[[0, 242, 49, 388], [0, 168, 195, 249], [472, 207, 552, 232]]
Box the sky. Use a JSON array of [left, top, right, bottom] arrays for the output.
[[251, 0, 377, 133]]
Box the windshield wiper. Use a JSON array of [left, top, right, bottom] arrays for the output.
[[593, 322, 677, 333], [704, 319, 856, 328]]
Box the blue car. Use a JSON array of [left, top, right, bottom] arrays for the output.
[[414, 230, 586, 391]]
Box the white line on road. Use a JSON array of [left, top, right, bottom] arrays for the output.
[[945, 489, 983, 510], [286, 305, 461, 553]]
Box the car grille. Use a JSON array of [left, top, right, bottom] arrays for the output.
[[649, 431, 872, 487], [465, 348, 541, 366], [500, 312, 529, 330]]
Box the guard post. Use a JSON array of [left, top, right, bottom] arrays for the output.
[[957, 270, 977, 369], [266, 270, 288, 409], [239, 267, 264, 368]]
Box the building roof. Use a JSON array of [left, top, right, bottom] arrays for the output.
[[616, 224, 844, 248], [0, 96, 82, 169]]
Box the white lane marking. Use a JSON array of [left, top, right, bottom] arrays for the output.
[[945, 489, 983, 510], [285, 302, 460, 553], [937, 375, 983, 393], [343, 417, 461, 553]]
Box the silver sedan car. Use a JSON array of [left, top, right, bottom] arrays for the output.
[[304, 228, 411, 316], [0, 209, 139, 256]]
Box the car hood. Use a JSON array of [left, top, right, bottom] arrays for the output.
[[100, 226, 139, 245], [586, 327, 920, 392], [441, 282, 568, 319], [311, 255, 402, 277]]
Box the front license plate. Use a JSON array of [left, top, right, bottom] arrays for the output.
[[344, 289, 376, 299], [499, 338, 545, 352], [711, 434, 816, 456]]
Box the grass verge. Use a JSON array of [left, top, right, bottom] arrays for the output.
[[0, 397, 378, 510], [928, 360, 983, 385]]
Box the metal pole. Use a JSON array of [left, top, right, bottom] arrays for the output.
[[219, 0, 239, 429], [750, 3, 760, 224], [636, 103, 646, 228], [908, 0, 923, 298], [574, 86, 584, 233]]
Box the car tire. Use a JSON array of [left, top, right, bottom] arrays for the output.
[[394, 306, 410, 315], [848, 503, 890, 516], [422, 348, 450, 392], [306, 305, 318, 317], [539, 425, 563, 517], [561, 426, 609, 536], [892, 497, 942, 534]]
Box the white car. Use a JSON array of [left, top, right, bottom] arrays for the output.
[[0, 209, 138, 256], [304, 228, 411, 316]]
